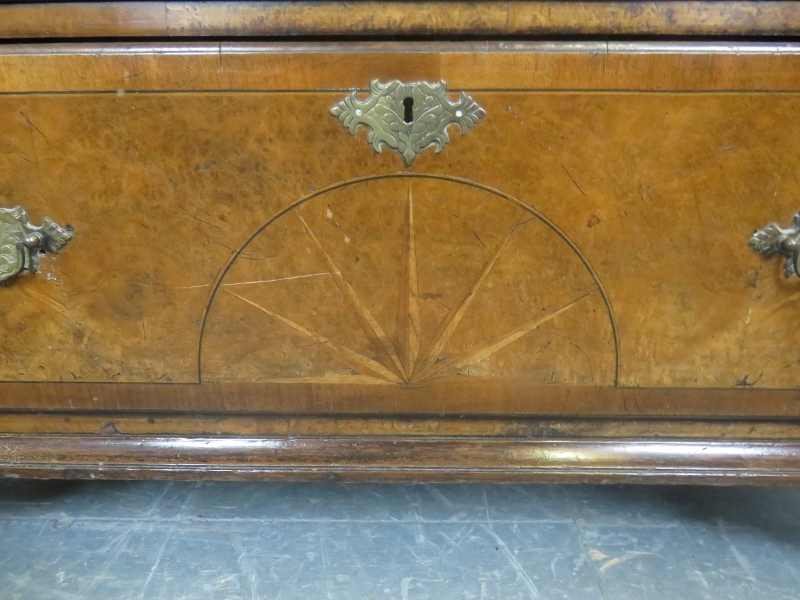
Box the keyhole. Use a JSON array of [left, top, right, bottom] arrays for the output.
[[402, 97, 414, 123]]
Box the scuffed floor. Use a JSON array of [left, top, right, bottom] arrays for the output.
[[0, 481, 798, 599]]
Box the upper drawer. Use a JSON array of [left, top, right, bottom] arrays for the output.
[[2, 42, 800, 414]]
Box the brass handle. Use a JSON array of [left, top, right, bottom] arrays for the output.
[[0, 206, 72, 283], [750, 210, 800, 278]]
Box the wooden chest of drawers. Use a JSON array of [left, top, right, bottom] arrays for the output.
[[2, 2, 800, 482]]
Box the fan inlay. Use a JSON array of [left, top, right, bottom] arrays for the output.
[[201, 175, 616, 386]]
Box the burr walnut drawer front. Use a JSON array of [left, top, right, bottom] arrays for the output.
[[2, 42, 800, 420]]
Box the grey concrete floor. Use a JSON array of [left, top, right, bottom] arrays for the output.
[[0, 481, 798, 599]]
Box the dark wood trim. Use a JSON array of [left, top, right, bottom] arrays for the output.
[[2, 382, 800, 418], [4, 413, 800, 439], [2, 434, 800, 483], [2, 2, 800, 40]]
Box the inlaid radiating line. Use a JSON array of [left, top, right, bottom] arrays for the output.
[[396, 185, 421, 379], [416, 292, 596, 382], [222, 273, 329, 286], [295, 210, 406, 381], [224, 289, 403, 384], [414, 216, 521, 377]]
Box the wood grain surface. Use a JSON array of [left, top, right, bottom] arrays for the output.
[[2, 2, 800, 39], [3, 434, 800, 484], [6, 43, 800, 93], [2, 43, 800, 426], [3, 413, 800, 439]]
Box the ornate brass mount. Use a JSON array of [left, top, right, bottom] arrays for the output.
[[0, 206, 73, 283], [331, 80, 486, 165], [750, 210, 800, 278]]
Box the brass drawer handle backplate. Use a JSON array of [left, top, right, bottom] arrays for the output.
[[0, 206, 72, 284], [750, 210, 800, 278], [331, 79, 486, 165]]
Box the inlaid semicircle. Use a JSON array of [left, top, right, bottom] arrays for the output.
[[200, 175, 618, 386]]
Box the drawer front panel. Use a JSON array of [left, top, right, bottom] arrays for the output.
[[2, 44, 800, 415]]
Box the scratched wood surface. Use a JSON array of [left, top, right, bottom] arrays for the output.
[[2, 45, 800, 420], [3, 2, 800, 39], [5, 43, 800, 93]]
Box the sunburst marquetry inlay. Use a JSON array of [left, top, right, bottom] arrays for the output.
[[201, 175, 617, 386]]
